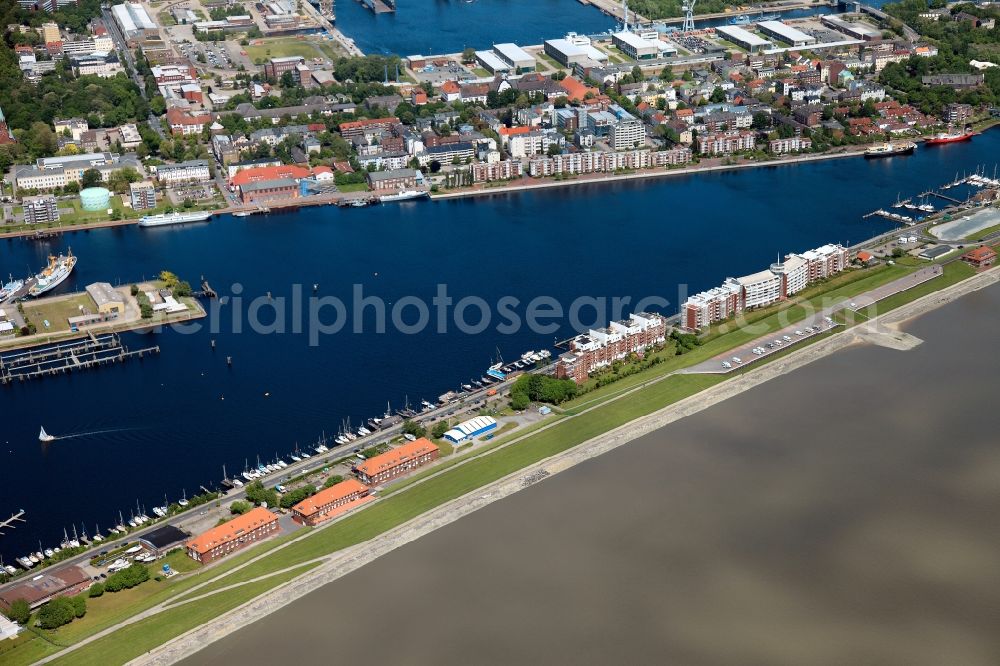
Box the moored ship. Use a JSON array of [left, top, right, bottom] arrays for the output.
[[864, 141, 916, 158], [138, 211, 213, 227], [29, 250, 76, 297], [378, 189, 429, 203], [924, 129, 973, 145]]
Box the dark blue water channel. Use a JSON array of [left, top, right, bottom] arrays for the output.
[[1, 131, 998, 560], [332, 0, 871, 56]]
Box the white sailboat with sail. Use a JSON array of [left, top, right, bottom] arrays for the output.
[[39, 427, 55, 442]]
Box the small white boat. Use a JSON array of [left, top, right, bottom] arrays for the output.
[[39, 427, 55, 442], [44, 548, 54, 558]]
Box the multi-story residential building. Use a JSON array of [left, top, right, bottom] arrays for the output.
[[682, 244, 849, 329], [471, 160, 523, 182], [528, 148, 691, 176], [186, 507, 279, 564], [736, 270, 783, 309], [154, 160, 209, 185], [698, 130, 756, 155], [944, 102, 973, 124], [557, 312, 667, 383], [418, 142, 475, 166], [354, 438, 440, 486], [338, 117, 399, 140], [40, 21, 60, 43], [799, 243, 849, 280], [608, 115, 645, 150], [769, 136, 812, 154], [682, 282, 744, 330], [22, 194, 60, 224], [129, 180, 156, 210]]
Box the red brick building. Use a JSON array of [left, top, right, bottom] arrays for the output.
[[355, 438, 440, 486], [186, 507, 279, 564], [291, 479, 372, 526], [962, 246, 997, 269]]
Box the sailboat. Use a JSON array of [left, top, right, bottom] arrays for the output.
[[39, 427, 55, 442]]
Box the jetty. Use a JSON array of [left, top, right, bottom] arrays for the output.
[[0, 510, 26, 535], [0, 333, 160, 385]]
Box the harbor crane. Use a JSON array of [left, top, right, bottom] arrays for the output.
[[682, 0, 696, 32]]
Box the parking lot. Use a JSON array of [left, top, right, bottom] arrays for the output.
[[686, 317, 839, 375]]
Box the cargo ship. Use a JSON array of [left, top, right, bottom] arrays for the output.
[[924, 129, 973, 145], [138, 210, 213, 227], [378, 189, 429, 203], [29, 250, 76, 297], [864, 141, 916, 158]]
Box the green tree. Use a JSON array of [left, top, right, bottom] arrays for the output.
[[631, 65, 643, 83], [323, 475, 344, 488], [230, 500, 252, 515], [710, 86, 726, 104], [402, 419, 427, 438], [431, 420, 451, 439], [80, 168, 103, 188], [245, 480, 278, 508], [37, 597, 76, 629], [88, 583, 105, 598], [461, 48, 476, 63], [5, 598, 30, 624], [71, 595, 86, 619]]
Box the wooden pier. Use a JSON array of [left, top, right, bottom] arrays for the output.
[[0, 334, 160, 384], [0, 510, 26, 535]]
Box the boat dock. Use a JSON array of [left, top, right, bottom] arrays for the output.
[[0, 333, 160, 385]]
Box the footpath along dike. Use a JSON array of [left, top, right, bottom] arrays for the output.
[[112, 264, 1000, 666]]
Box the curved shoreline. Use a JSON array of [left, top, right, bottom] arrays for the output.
[[102, 264, 1000, 666]]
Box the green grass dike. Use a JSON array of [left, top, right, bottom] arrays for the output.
[[13, 257, 971, 665]]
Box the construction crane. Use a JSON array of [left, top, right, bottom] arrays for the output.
[[681, 0, 696, 32]]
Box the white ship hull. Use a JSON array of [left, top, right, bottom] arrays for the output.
[[378, 190, 428, 203], [139, 211, 213, 227]]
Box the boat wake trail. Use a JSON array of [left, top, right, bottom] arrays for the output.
[[46, 427, 143, 442]]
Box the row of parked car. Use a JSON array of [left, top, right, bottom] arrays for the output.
[[721, 318, 833, 369]]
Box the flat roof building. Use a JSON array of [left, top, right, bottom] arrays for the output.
[[613, 31, 658, 60], [492, 43, 535, 73], [354, 438, 440, 486], [820, 15, 882, 41], [544, 39, 608, 66], [757, 20, 816, 46], [186, 507, 279, 564], [139, 524, 191, 556], [475, 50, 511, 74], [715, 25, 771, 53], [291, 479, 372, 526]]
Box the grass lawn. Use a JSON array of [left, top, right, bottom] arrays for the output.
[[50, 563, 320, 666], [337, 182, 369, 193], [163, 374, 720, 600], [860, 260, 975, 318], [964, 222, 1000, 241], [472, 67, 491, 77], [435, 439, 455, 456], [244, 38, 326, 63], [20, 293, 94, 333]]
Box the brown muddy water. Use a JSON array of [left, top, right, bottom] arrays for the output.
[[183, 285, 1000, 666]]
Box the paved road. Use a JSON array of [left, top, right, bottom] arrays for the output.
[[682, 265, 945, 375]]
